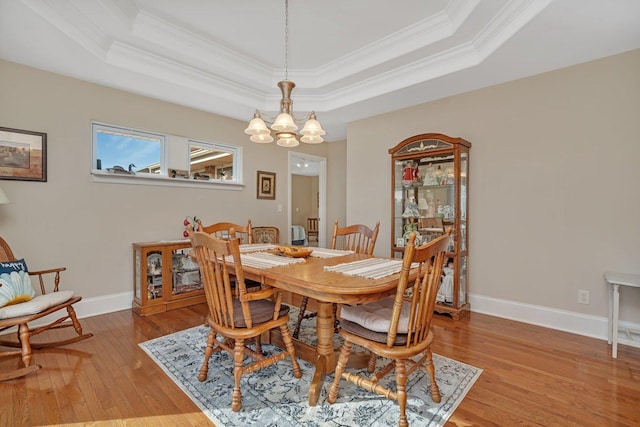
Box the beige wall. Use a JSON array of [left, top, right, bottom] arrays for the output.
[[347, 49, 640, 324], [2, 48, 638, 334], [325, 140, 347, 243], [0, 59, 342, 303]]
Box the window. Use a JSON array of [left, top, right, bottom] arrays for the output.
[[93, 122, 165, 175], [188, 140, 237, 182], [91, 121, 243, 188]]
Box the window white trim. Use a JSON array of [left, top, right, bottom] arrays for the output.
[[90, 121, 244, 189], [91, 170, 244, 190], [187, 139, 243, 185]]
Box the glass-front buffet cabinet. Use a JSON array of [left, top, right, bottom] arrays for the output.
[[389, 133, 470, 320], [132, 240, 205, 316]]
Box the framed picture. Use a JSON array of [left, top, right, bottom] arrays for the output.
[[257, 170, 276, 199], [396, 237, 405, 247], [0, 127, 47, 182]]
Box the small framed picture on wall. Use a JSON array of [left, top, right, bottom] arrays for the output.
[[257, 170, 276, 200]]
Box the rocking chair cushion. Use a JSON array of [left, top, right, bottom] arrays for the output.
[[340, 296, 412, 333], [0, 259, 36, 308], [0, 290, 74, 319]]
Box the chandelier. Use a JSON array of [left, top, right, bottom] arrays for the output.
[[244, 0, 325, 147]]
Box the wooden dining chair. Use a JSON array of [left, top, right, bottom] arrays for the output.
[[292, 220, 380, 339], [251, 226, 280, 244], [306, 217, 319, 243], [331, 220, 380, 254], [327, 230, 451, 427], [199, 219, 253, 244], [189, 229, 302, 412], [0, 236, 93, 381], [198, 220, 261, 294]]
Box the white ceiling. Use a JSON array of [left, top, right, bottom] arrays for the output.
[[1, 0, 639, 141], [290, 155, 320, 177]]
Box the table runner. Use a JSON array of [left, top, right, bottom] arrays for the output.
[[324, 258, 410, 279], [225, 252, 306, 269], [308, 247, 354, 258], [239, 243, 277, 253]]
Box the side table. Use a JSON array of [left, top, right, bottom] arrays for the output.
[[604, 272, 640, 358]]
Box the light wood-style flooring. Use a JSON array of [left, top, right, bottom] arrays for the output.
[[1, 304, 639, 426]]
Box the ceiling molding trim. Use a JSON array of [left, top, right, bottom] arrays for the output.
[[21, 0, 109, 61], [278, 0, 481, 89], [106, 41, 269, 109], [473, 0, 552, 57], [297, 43, 481, 111], [285, 0, 551, 111], [132, 10, 274, 89], [446, 0, 482, 28], [18, 0, 557, 117]]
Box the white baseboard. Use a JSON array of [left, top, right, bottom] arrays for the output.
[[468, 293, 636, 342], [73, 291, 133, 319], [5, 291, 639, 347]]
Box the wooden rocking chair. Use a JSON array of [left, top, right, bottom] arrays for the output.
[[0, 237, 93, 381]]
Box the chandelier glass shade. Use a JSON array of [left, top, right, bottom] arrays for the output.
[[244, 0, 325, 146]]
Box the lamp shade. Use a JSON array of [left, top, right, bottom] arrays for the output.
[[300, 134, 324, 144], [276, 136, 299, 147], [250, 133, 274, 143], [418, 198, 429, 210], [300, 117, 325, 136], [244, 116, 270, 135], [271, 113, 298, 132], [0, 187, 9, 204]]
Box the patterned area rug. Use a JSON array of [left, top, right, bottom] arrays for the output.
[[139, 310, 482, 427]]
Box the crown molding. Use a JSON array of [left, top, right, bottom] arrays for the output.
[[131, 10, 274, 90]]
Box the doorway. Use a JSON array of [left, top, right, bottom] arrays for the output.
[[288, 152, 326, 247]]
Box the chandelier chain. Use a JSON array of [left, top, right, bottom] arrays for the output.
[[284, 0, 289, 81], [244, 0, 324, 145]]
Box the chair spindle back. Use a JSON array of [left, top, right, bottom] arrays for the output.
[[331, 220, 380, 255], [387, 230, 450, 348], [190, 229, 253, 329], [200, 220, 253, 244]]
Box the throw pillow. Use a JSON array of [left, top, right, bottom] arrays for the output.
[[0, 259, 36, 308]]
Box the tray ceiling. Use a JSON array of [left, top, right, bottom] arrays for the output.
[[1, 0, 639, 140]]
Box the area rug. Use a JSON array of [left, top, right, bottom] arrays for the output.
[[139, 311, 482, 427]]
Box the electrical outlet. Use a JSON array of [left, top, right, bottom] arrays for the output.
[[578, 290, 590, 305]]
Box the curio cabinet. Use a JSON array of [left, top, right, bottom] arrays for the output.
[[389, 133, 470, 319]]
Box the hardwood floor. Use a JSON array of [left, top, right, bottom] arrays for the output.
[[1, 305, 639, 426]]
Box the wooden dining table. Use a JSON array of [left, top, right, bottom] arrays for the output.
[[233, 245, 410, 406]]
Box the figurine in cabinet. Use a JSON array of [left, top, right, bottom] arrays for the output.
[[402, 160, 420, 186], [402, 197, 420, 218], [437, 260, 455, 303]]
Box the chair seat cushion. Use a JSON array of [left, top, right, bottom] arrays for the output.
[[340, 296, 412, 333], [231, 298, 290, 327], [0, 259, 36, 308], [0, 290, 75, 319], [340, 319, 408, 346]]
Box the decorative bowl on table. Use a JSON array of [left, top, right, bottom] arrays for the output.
[[268, 246, 313, 258]]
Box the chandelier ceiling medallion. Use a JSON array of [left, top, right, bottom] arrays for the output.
[[244, 0, 325, 147]]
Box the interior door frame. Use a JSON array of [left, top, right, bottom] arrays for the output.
[[287, 152, 327, 247]]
